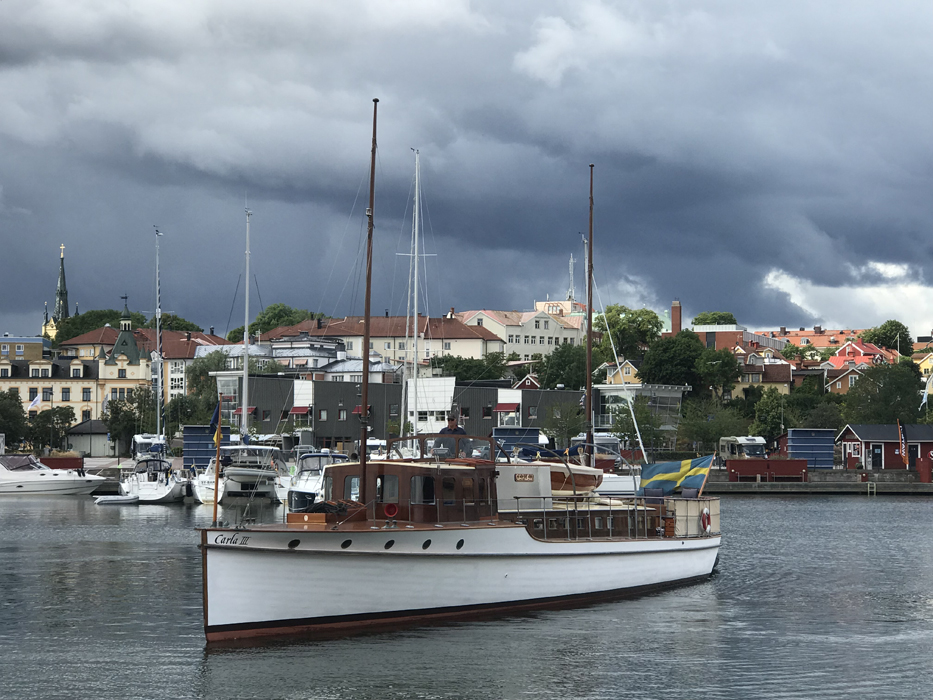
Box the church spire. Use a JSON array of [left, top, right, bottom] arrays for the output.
[[53, 244, 69, 322]]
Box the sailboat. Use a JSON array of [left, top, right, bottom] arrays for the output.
[[199, 115, 721, 643]]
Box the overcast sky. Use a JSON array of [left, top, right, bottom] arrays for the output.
[[2, 1, 932, 340]]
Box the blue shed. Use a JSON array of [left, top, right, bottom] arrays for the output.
[[183, 425, 231, 472], [783, 428, 835, 468]]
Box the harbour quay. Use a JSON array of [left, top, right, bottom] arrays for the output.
[[703, 467, 933, 495]]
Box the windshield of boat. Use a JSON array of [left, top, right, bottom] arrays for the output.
[[296, 453, 347, 474], [0, 455, 49, 471], [134, 458, 172, 473]]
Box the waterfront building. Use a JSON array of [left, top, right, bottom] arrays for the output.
[[458, 306, 586, 361], [837, 423, 933, 470]]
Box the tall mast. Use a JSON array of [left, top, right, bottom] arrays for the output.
[[154, 227, 164, 442], [585, 164, 594, 464], [412, 149, 420, 437], [243, 208, 252, 438], [359, 97, 378, 503]]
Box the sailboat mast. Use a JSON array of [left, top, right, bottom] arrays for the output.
[[412, 149, 420, 437], [243, 208, 252, 438], [359, 98, 378, 501], [585, 164, 594, 464], [154, 226, 164, 443]]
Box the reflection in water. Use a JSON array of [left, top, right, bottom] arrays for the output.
[[2, 496, 933, 699]]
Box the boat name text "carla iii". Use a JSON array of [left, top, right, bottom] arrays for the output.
[[514, 473, 535, 482], [214, 533, 252, 546]]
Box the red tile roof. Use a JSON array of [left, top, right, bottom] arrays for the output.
[[266, 316, 502, 343]]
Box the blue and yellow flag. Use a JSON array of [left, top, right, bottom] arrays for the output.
[[210, 403, 222, 448], [637, 455, 714, 496]]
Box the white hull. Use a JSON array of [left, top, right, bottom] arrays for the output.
[[0, 472, 105, 496], [202, 525, 719, 641], [95, 494, 140, 505], [194, 475, 224, 505], [126, 476, 187, 504], [220, 467, 279, 502]]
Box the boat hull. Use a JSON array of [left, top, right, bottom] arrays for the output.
[[201, 525, 720, 642], [0, 473, 105, 496]]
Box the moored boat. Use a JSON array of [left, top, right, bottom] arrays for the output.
[[0, 454, 106, 496], [125, 454, 187, 504]]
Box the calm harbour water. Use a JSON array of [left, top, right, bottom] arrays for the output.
[[2, 495, 933, 700]]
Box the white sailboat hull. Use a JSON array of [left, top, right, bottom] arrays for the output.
[[202, 525, 720, 641]]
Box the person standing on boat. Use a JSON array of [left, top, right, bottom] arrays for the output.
[[435, 409, 467, 457]]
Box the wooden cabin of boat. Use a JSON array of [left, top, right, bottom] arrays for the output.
[[285, 434, 719, 541]]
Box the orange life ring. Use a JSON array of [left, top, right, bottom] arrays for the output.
[[384, 503, 399, 518], [700, 508, 711, 534]]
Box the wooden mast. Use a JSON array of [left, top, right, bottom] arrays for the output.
[[585, 164, 595, 465], [359, 98, 378, 505]]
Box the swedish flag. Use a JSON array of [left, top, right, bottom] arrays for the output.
[[210, 403, 222, 448], [637, 455, 714, 496]]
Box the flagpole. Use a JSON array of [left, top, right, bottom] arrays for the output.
[[211, 406, 222, 526], [697, 452, 714, 497]]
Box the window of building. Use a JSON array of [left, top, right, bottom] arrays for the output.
[[524, 354, 529, 360], [534, 320, 540, 329], [338, 409, 347, 421], [42, 388, 52, 401], [118, 369, 126, 378], [350, 375, 363, 382], [530, 336, 536, 344], [544, 320, 549, 330], [477, 318, 483, 327], [624, 366, 632, 375], [524, 335, 529, 344], [849, 375, 857, 387], [443, 342, 451, 350], [398, 342, 405, 350], [569, 338, 574, 345], [528, 406, 538, 419], [0, 344, 7, 354], [0, 369, 7, 378], [435, 411, 446, 421], [483, 406, 493, 419], [16, 345, 24, 354], [72, 368, 81, 378], [109, 388, 117, 400], [547, 337, 552, 345], [460, 407, 470, 419], [61, 388, 70, 401], [170, 377, 184, 390], [539, 336, 544, 344], [31, 369, 39, 377], [331, 375, 344, 381], [800, 338, 810, 345], [262, 410, 271, 421], [369, 342, 374, 350], [82, 410, 91, 421], [28, 411, 36, 419], [118, 388, 125, 399], [836, 382, 842, 389], [347, 341, 354, 351], [41, 368, 49, 377], [508, 334, 514, 343], [83, 388, 91, 401], [384, 342, 391, 350], [318, 409, 328, 421], [418, 411, 428, 422]]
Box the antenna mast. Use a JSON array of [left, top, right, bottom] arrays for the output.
[[154, 226, 164, 442], [359, 98, 378, 503]]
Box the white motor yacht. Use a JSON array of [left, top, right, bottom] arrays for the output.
[[124, 454, 187, 504], [211, 445, 290, 504], [286, 450, 349, 512], [0, 454, 105, 496]]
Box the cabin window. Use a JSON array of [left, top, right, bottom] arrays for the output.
[[462, 477, 475, 505], [344, 476, 360, 501], [478, 478, 487, 504], [411, 476, 435, 505], [323, 476, 333, 500], [594, 517, 603, 529], [442, 477, 456, 506], [376, 474, 399, 503]]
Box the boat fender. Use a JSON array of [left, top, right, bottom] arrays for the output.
[[700, 508, 711, 535]]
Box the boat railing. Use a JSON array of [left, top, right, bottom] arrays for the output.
[[511, 494, 720, 541]]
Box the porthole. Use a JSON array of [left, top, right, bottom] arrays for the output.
[[422, 539, 432, 550], [456, 539, 464, 550], [384, 540, 395, 550], [287, 539, 300, 549], [341, 540, 352, 549]]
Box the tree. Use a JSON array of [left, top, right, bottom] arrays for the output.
[[53, 309, 148, 346], [695, 348, 741, 401], [186, 351, 231, 400], [103, 387, 157, 456], [862, 320, 913, 356], [595, 305, 662, 363], [610, 396, 663, 454], [842, 362, 922, 425], [692, 311, 737, 326], [29, 406, 76, 453], [165, 394, 214, 440], [678, 398, 749, 452], [637, 330, 705, 389], [431, 353, 508, 383], [534, 343, 588, 390], [0, 389, 28, 447], [749, 388, 790, 443], [802, 402, 843, 430], [143, 314, 202, 332], [541, 400, 587, 448], [228, 303, 325, 341]]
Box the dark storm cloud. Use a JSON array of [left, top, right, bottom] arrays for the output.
[[1, 0, 932, 337]]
